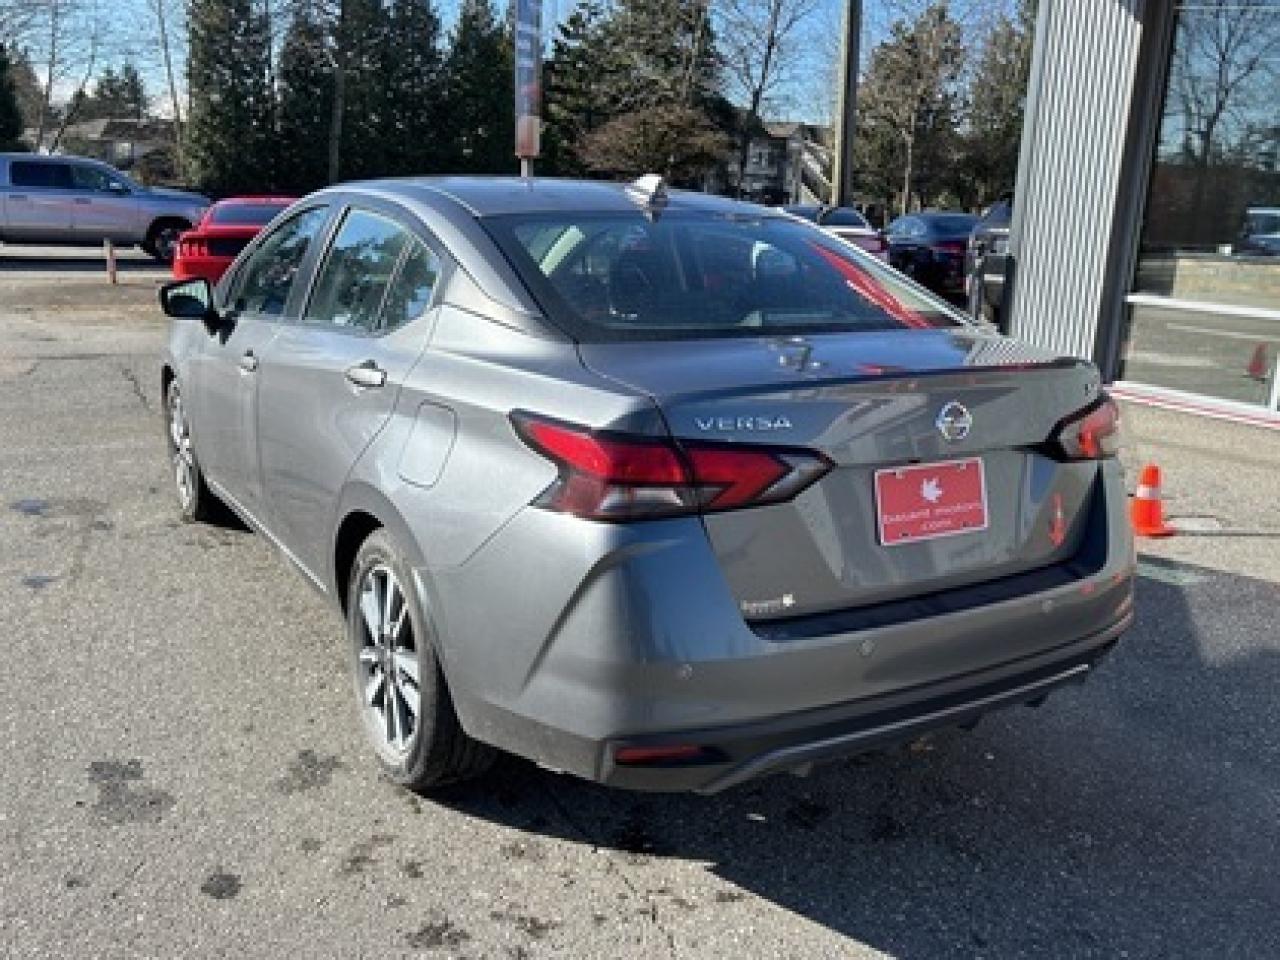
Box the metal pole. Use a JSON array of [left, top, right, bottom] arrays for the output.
[[521, 157, 533, 178], [830, 0, 862, 208]]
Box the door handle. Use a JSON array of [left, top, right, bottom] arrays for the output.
[[345, 361, 387, 388], [238, 351, 259, 373], [74, 197, 92, 205], [9, 194, 27, 201]]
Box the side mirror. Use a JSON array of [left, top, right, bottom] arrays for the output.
[[107, 181, 130, 195], [160, 278, 215, 321]]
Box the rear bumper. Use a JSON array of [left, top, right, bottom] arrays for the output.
[[603, 611, 1128, 792], [434, 464, 1135, 793]]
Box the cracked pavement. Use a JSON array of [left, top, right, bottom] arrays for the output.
[[1, 253, 1278, 958]]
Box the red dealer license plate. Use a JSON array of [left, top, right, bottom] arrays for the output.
[[874, 458, 989, 546]]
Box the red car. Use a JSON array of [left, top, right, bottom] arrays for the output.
[[172, 196, 297, 283]]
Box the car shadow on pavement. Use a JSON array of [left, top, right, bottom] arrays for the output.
[[434, 555, 1280, 957]]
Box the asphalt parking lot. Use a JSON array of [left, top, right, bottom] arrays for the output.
[[2, 255, 1278, 958]]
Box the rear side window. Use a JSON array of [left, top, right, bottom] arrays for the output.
[[305, 209, 409, 333], [233, 206, 329, 316], [486, 212, 961, 342], [381, 240, 441, 332], [10, 161, 73, 189]]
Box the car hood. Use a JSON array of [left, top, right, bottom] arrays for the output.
[[142, 186, 210, 205]]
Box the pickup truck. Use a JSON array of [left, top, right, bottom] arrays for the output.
[[0, 153, 209, 263]]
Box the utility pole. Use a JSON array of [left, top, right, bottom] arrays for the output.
[[830, 0, 861, 207]]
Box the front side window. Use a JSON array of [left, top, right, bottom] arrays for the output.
[[305, 209, 409, 333], [234, 206, 329, 316], [10, 161, 73, 189], [485, 212, 962, 342], [70, 164, 129, 193]]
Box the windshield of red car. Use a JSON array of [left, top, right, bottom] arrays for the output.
[[485, 211, 963, 342]]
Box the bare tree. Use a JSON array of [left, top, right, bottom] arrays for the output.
[[145, 0, 186, 172], [718, 0, 820, 195], [1170, 0, 1280, 167], [13, 0, 116, 152]]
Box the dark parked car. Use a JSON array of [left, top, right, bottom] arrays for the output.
[[885, 211, 979, 300], [1238, 207, 1280, 256], [966, 196, 1013, 326], [780, 204, 888, 259], [159, 176, 1133, 795]]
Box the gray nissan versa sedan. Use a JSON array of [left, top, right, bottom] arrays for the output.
[[158, 176, 1135, 794]]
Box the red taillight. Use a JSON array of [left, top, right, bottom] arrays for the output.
[[512, 413, 832, 521], [1052, 395, 1121, 460], [179, 237, 208, 259]]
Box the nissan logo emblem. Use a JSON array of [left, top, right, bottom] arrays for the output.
[[936, 401, 973, 442]]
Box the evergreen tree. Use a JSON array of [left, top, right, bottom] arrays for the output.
[[0, 43, 23, 150], [855, 2, 965, 214], [334, 0, 392, 180], [442, 0, 515, 174], [277, 0, 335, 192], [382, 0, 444, 175], [74, 64, 150, 122], [543, 0, 612, 175], [187, 0, 276, 193], [577, 0, 730, 181], [961, 1, 1034, 205]]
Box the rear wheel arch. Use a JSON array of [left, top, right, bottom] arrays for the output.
[[334, 510, 383, 616]]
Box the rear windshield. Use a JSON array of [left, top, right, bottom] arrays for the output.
[[925, 214, 979, 238], [210, 203, 289, 226], [485, 211, 963, 342]]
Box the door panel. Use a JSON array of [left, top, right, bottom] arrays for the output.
[[257, 215, 442, 575], [4, 161, 74, 240], [187, 204, 333, 521], [190, 316, 281, 512], [69, 164, 141, 239]]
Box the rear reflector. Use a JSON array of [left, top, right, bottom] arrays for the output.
[[615, 745, 709, 766], [512, 413, 832, 521]]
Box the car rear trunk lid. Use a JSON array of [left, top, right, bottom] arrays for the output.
[[579, 329, 1106, 621]]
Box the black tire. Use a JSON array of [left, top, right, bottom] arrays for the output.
[[144, 218, 190, 264], [164, 378, 218, 523], [347, 528, 495, 792]]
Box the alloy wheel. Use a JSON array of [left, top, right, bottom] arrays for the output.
[[167, 386, 195, 512], [355, 563, 421, 759]]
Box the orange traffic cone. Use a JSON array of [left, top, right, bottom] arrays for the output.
[[1247, 343, 1268, 381], [1131, 464, 1175, 538]]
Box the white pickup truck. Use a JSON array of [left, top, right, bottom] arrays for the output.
[[0, 153, 208, 263]]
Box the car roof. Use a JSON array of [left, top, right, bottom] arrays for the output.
[[340, 176, 777, 219], [213, 195, 297, 205]]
